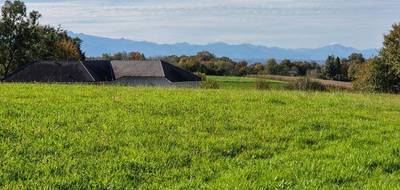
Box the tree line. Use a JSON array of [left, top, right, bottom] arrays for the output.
[[102, 51, 324, 77]]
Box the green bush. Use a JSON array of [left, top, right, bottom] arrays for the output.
[[200, 80, 220, 89], [288, 77, 326, 91], [352, 60, 375, 92], [194, 72, 207, 81], [254, 79, 270, 90]]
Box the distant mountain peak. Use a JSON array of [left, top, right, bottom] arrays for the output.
[[69, 32, 379, 61]]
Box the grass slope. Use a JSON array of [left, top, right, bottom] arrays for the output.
[[1, 84, 400, 189], [208, 76, 287, 90]]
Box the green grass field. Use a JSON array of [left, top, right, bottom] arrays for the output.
[[1, 83, 400, 189], [208, 75, 287, 89]]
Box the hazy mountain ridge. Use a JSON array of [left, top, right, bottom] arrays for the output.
[[69, 32, 379, 61]]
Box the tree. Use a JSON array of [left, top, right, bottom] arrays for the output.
[[196, 51, 215, 62], [0, 0, 39, 77], [0, 1, 84, 78], [53, 38, 82, 61], [378, 23, 400, 92], [179, 57, 199, 72], [161, 55, 180, 65], [355, 23, 400, 93], [214, 60, 234, 75], [233, 61, 248, 76], [348, 53, 365, 64], [129, 51, 145, 60], [346, 53, 366, 80], [281, 59, 292, 68], [251, 63, 265, 75], [265, 59, 278, 75], [101, 51, 145, 61], [323, 55, 342, 80], [381, 23, 400, 69], [353, 57, 383, 91], [32, 26, 84, 61], [101, 53, 111, 60]]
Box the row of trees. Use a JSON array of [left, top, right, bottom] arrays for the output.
[[322, 53, 366, 81], [264, 59, 321, 77], [0, 0, 84, 78], [161, 52, 249, 76], [101, 51, 146, 61], [156, 52, 323, 77]]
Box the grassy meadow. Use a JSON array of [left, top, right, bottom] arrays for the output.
[[1, 82, 400, 189], [208, 75, 287, 90]]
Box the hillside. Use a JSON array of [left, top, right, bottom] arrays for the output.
[[1, 83, 400, 189], [69, 32, 379, 61]]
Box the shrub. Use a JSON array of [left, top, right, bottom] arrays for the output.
[[194, 72, 207, 81], [254, 79, 270, 90], [352, 60, 375, 92], [287, 77, 326, 91], [200, 80, 219, 89], [353, 57, 400, 93]]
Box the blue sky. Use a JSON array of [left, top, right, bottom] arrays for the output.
[[13, 0, 400, 49]]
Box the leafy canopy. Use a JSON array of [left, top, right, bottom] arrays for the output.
[[0, 0, 84, 78]]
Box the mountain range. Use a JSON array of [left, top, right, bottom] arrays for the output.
[[69, 32, 379, 62]]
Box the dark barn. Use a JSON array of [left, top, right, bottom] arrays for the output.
[[4, 60, 201, 87], [3, 61, 96, 82]]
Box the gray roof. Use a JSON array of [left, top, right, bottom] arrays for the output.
[[111, 60, 165, 79], [4, 61, 95, 82], [83, 60, 115, 81], [111, 60, 201, 82]]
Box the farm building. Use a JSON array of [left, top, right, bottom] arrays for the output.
[[3, 61, 97, 82], [111, 60, 201, 87], [3, 60, 201, 87]]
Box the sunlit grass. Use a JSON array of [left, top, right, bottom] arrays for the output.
[[0, 83, 400, 189], [208, 75, 287, 89]]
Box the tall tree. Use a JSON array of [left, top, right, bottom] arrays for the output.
[[0, 0, 39, 77], [375, 23, 400, 92], [196, 51, 216, 62], [265, 58, 279, 75], [354, 23, 400, 92], [179, 57, 200, 72], [323, 55, 342, 80], [0, 0, 84, 79], [129, 51, 146, 60], [346, 53, 366, 80], [34, 26, 84, 61]]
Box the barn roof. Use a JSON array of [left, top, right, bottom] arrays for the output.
[[4, 61, 96, 82], [83, 60, 115, 81], [111, 60, 165, 79], [111, 60, 201, 82], [4, 60, 201, 83]]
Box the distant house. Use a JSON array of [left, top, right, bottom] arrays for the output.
[[3, 60, 201, 87]]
